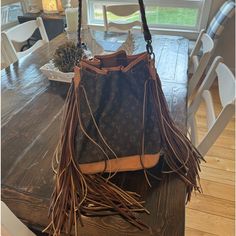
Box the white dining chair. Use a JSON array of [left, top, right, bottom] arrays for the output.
[[1, 17, 49, 66], [1, 201, 36, 236], [188, 29, 214, 98], [188, 1, 235, 55], [103, 4, 142, 32], [207, 0, 235, 45], [187, 56, 235, 157]]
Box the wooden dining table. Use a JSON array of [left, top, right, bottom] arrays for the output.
[[1, 31, 189, 236]]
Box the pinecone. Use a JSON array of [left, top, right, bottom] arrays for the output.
[[53, 42, 85, 73]]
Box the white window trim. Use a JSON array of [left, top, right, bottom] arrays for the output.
[[198, 0, 212, 31], [1, 0, 26, 31], [85, 0, 212, 40]]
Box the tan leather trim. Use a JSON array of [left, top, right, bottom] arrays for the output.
[[79, 153, 160, 174], [80, 52, 149, 75], [81, 58, 101, 66], [80, 51, 128, 69], [93, 51, 147, 65], [80, 61, 108, 75], [94, 50, 127, 60], [122, 53, 148, 72], [74, 66, 81, 88], [103, 66, 124, 71]]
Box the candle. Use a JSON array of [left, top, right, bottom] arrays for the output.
[[65, 8, 78, 32]]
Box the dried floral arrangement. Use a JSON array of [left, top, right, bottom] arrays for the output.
[[53, 42, 86, 73]]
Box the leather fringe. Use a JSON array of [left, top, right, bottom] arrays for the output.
[[148, 59, 204, 201], [44, 83, 149, 236]]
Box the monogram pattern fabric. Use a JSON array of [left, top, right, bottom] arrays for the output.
[[75, 59, 161, 164]]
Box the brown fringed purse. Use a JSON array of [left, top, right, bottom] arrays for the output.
[[46, 0, 203, 235]]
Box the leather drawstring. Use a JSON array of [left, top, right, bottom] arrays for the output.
[[139, 80, 152, 187], [75, 84, 120, 179]]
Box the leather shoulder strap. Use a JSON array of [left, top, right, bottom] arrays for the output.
[[77, 0, 82, 47], [77, 0, 152, 54], [138, 0, 151, 42]]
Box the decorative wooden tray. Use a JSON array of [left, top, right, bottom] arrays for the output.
[[40, 60, 74, 83]]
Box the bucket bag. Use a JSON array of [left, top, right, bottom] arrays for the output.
[[46, 0, 203, 235]]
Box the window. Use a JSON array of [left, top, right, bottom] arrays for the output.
[[87, 0, 212, 32], [1, 0, 24, 30]]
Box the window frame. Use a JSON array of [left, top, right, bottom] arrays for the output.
[[86, 0, 212, 38], [1, 0, 26, 31]]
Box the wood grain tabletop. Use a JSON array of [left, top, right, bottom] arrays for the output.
[[1, 32, 189, 236]]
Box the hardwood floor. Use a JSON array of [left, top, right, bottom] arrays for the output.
[[185, 87, 235, 236]]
